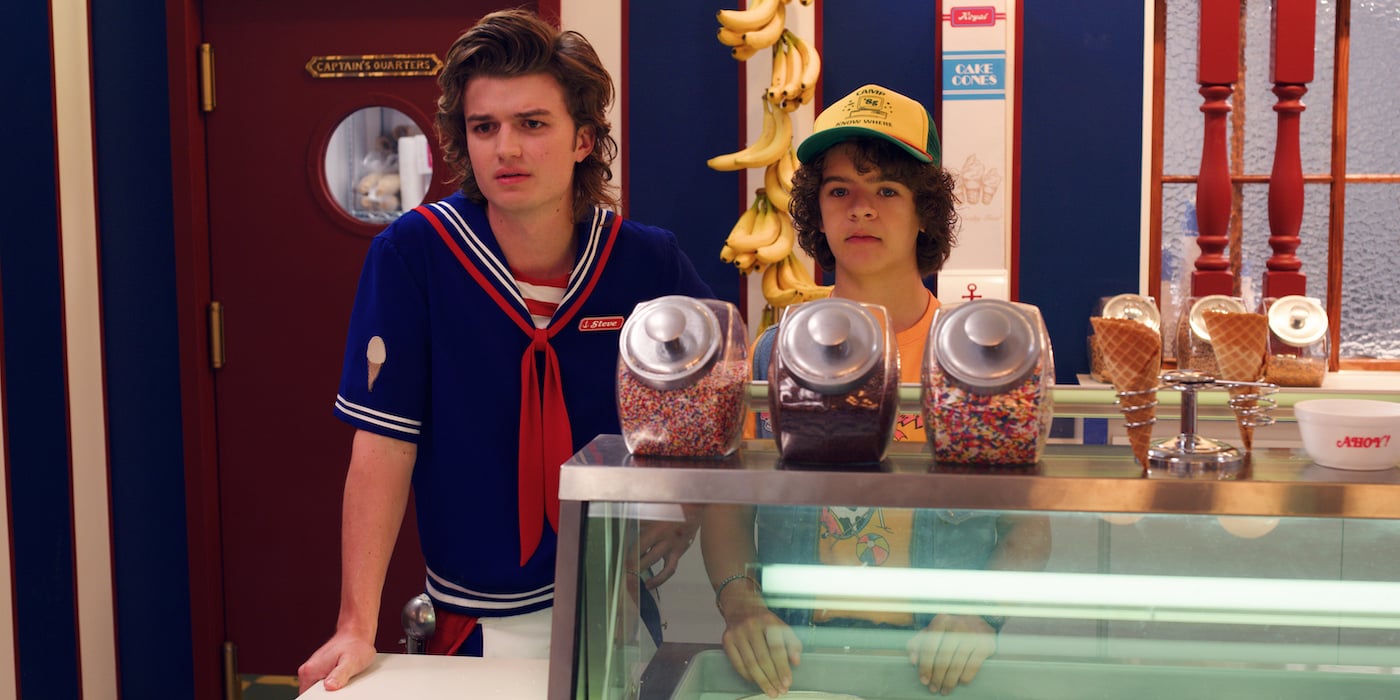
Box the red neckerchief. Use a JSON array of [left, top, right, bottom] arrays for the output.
[[418, 205, 621, 565]]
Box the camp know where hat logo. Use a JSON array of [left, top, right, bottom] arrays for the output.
[[842, 90, 892, 125]]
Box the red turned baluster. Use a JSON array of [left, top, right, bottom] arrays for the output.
[[1263, 0, 1315, 299], [1193, 0, 1240, 297]]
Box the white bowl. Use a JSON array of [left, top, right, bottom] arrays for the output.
[[1293, 399, 1400, 470]]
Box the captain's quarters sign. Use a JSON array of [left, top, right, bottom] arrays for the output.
[[305, 54, 443, 79]]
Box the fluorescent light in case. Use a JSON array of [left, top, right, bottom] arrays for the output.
[[759, 565, 1400, 629]]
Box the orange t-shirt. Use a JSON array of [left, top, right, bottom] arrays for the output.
[[892, 290, 939, 443]]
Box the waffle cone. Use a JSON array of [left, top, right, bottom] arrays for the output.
[[1091, 317, 1161, 466], [1203, 311, 1268, 451]]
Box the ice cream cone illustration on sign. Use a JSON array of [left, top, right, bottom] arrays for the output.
[[1203, 310, 1268, 451], [949, 153, 1000, 206], [981, 168, 1002, 204], [367, 335, 386, 392], [1090, 317, 1162, 468]]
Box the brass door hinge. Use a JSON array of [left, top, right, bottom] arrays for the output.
[[199, 42, 217, 112], [209, 301, 226, 369]]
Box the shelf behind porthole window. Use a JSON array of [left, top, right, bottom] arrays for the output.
[[323, 105, 433, 225]]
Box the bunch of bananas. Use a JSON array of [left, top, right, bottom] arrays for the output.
[[706, 99, 790, 172], [763, 31, 821, 112], [711, 0, 830, 309], [715, 0, 813, 58], [762, 251, 831, 307], [718, 181, 829, 307], [720, 185, 791, 273]]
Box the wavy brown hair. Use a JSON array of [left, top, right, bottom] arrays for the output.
[[435, 9, 619, 222], [789, 137, 959, 277]]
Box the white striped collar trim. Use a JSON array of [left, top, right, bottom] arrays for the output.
[[428, 201, 609, 327]]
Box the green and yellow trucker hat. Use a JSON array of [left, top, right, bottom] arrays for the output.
[[796, 84, 941, 166]]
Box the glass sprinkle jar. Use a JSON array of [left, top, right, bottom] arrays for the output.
[[617, 295, 748, 458], [768, 298, 899, 465], [923, 299, 1055, 466]]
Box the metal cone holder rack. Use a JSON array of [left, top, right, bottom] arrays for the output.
[[1114, 369, 1278, 475]]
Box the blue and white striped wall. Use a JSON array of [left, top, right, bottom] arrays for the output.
[[7, 0, 190, 698], [4, 1, 1145, 698]]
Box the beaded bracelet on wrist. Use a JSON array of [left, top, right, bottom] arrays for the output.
[[714, 573, 761, 613]]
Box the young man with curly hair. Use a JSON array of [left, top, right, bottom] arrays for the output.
[[703, 84, 1049, 698]]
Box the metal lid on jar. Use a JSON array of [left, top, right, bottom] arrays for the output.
[[1267, 295, 1328, 346], [1100, 293, 1161, 331], [619, 295, 720, 390], [933, 299, 1041, 392], [777, 298, 884, 394], [1187, 294, 1247, 342]]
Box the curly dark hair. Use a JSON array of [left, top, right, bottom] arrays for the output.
[[788, 137, 959, 277], [434, 9, 619, 222]]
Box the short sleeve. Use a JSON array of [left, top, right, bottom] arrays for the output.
[[332, 235, 430, 442]]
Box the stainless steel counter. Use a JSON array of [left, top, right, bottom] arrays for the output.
[[561, 434, 1400, 519], [552, 434, 1400, 700]]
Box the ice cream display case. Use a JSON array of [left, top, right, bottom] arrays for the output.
[[546, 428, 1400, 700]]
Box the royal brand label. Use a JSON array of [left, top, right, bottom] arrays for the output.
[[578, 316, 625, 332], [305, 54, 443, 79], [950, 6, 998, 27]]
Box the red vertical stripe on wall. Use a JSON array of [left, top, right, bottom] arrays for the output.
[[0, 261, 15, 698], [734, 0, 750, 313], [537, 0, 561, 26], [813, 2, 823, 119]]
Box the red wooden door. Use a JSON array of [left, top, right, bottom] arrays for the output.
[[202, 0, 532, 675]]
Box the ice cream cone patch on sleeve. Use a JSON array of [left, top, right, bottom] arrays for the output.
[[1090, 317, 1162, 467], [1203, 310, 1269, 452], [367, 335, 387, 392]]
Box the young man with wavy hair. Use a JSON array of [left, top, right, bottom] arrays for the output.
[[299, 9, 710, 692]]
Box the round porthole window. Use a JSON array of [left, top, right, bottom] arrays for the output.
[[323, 106, 433, 224]]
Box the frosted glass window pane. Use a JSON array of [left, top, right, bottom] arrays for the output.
[[1341, 184, 1400, 359], [1241, 1, 1335, 175], [1165, 2, 1337, 176], [1238, 184, 1330, 306], [1346, 0, 1400, 173], [1163, 2, 1202, 175]]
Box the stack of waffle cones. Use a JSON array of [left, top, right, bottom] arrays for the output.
[[1090, 317, 1161, 467], [1203, 310, 1269, 452]]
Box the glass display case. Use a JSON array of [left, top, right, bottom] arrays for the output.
[[547, 422, 1400, 700]]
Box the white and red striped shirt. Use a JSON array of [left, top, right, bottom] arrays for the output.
[[514, 271, 569, 328]]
